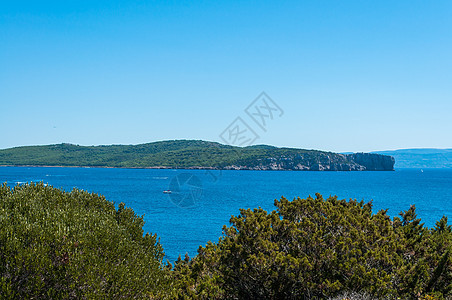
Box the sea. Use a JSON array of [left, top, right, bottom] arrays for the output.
[[1, 166, 451, 262]]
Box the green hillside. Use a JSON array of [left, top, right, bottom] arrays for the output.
[[0, 140, 394, 171]]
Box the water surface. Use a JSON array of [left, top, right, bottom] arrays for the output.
[[1, 167, 451, 261]]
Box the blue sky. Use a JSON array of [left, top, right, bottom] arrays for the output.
[[1, 0, 451, 152]]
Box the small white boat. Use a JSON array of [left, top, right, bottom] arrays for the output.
[[163, 190, 172, 194]]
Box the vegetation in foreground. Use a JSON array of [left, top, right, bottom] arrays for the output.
[[1, 183, 451, 299], [170, 194, 451, 299], [0, 183, 168, 299]]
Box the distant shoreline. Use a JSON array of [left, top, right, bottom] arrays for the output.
[[0, 164, 394, 171], [0, 164, 218, 170], [2, 165, 451, 172], [0, 140, 395, 171]]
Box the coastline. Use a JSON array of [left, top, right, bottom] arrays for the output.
[[0, 164, 394, 171], [0, 141, 396, 171]]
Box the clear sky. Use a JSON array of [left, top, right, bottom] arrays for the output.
[[1, 1, 451, 152]]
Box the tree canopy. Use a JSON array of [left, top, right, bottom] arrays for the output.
[[170, 194, 451, 299], [1, 183, 450, 299], [0, 183, 168, 299]]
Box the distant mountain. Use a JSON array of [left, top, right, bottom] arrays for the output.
[[372, 149, 452, 169], [0, 140, 394, 171]]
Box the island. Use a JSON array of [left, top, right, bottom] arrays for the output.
[[0, 140, 395, 171]]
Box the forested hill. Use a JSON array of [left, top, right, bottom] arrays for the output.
[[0, 140, 395, 171]]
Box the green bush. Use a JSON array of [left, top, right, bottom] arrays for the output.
[[170, 194, 451, 299], [0, 183, 168, 299], [1, 183, 450, 299]]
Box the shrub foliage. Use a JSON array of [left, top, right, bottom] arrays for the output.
[[1, 183, 450, 299], [0, 183, 167, 299], [170, 194, 451, 299]]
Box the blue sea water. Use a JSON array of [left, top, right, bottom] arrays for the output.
[[1, 166, 451, 262]]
